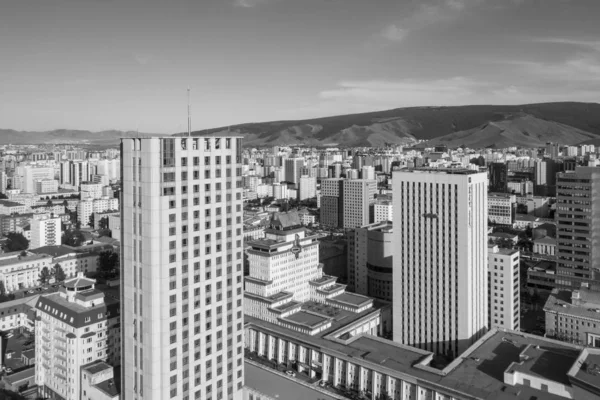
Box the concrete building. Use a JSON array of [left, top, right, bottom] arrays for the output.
[[320, 179, 343, 228], [544, 287, 600, 346], [0, 199, 31, 215], [121, 136, 245, 400], [77, 197, 119, 228], [533, 236, 557, 256], [348, 221, 393, 301], [15, 165, 54, 194], [392, 168, 488, 358], [373, 198, 393, 223], [36, 179, 59, 194], [488, 193, 516, 225], [284, 158, 304, 189], [30, 214, 61, 249], [298, 175, 316, 201], [0, 170, 7, 194], [342, 179, 376, 229], [34, 274, 121, 400], [0, 251, 53, 293], [81, 361, 119, 400], [80, 182, 104, 200], [555, 167, 600, 289], [488, 245, 520, 331]]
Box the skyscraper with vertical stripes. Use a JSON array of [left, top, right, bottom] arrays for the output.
[[121, 136, 245, 400], [392, 168, 488, 358]]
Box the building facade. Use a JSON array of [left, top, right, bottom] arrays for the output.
[[488, 245, 520, 331], [342, 179, 376, 229], [392, 168, 488, 358], [488, 193, 516, 226], [30, 214, 61, 249], [121, 136, 245, 400]]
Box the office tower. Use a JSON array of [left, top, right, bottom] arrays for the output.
[[392, 168, 488, 358], [284, 157, 304, 188], [348, 221, 393, 300], [555, 167, 600, 289], [488, 245, 520, 331], [328, 163, 341, 179], [97, 159, 121, 181], [342, 179, 376, 229], [346, 169, 359, 179], [320, 178, 343, 227], [300, 166, 317, 178], [0, 171, 6, 194], [298, 175, 316, 201], [488, 163, 508, 193], [121, 136, 245, 400], [35, 274, 121, 400], [565, 146, 578, 157], [30, 214, 61, 249], [374, 198, 393, 223], [361, 165, 375, 180], [546, 142, 560, 158]]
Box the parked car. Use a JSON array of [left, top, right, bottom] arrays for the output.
[[285, 370, 296, 377]]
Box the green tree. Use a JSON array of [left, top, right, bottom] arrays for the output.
[[39, 266, 52, 285], [98, 251, 119, 277], [88, 213, 95, 228], [62, 199, 69, 208], [53, 263, 67, 282], [0, 192, 7, 199], [3, 232, 29, 252], [62, 229, 85, 246], [46, 199, 53, 206], [98, 216, 109, 230]]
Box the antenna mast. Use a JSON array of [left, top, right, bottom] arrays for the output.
[[187, 88, 191, 137]]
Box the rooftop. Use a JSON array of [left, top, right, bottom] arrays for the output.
[[282, 310, 330, 329], [64, 275, 96, 289], [574, 351, 600, 391], [83, 360, 113, 375], [328, 292, 372, 307], [0, 252, 52, 267], [544, 289, 600, 321]]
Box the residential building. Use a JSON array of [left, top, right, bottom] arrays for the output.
[[488, 193, 516, 225], [298, 175, 316, 201], [14, 166, 54, 194], [35, 179, 59, 194], [34, 274, 120, 400], [81, 361, 119, 400], [0, 170, 7, 194], [373, 198, 393, 223], [488, 245, 520, 331], [77, 197, 118, 228], [0, 251, 53, 293], [392, 168, 488, 358], [0, 295, 39, 332], [284, 158, 304, 188], [348, 221, 393, 301], [121, 136, 245, 400], [555, 167, 600, 289], [30, 214, 61, 249], [544, 287, 600, 346], [0, 199, 31, 215], [80, 182, 104, 200]]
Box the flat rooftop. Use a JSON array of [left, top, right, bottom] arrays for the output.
[[510, 345, 575, 385], [575, 353, 600, 390], [245, 362, 339, 400], [283, 311, 330, 328], [329, 292, 372, 307], [0, 252, 51, 267]]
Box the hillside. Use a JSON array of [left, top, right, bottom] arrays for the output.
[[184, 102, 600, 148], [0, 129, 160, 146]]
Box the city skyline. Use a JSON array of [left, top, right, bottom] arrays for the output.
[[2, 0, 600, 133]]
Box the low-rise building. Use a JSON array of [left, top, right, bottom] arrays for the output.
[[533, 236, 557, 256], [544, 288, 600, 346], [0, 251, 53, 293], [488, 192, 516, 225], [81, 361, 120, 400], [0, 200, 31, 216]]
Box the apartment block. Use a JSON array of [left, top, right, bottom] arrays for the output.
[[488, 245, 520, 331], [320, 179, 343, 227], [488, 192, 516, 226], [121, 136, 245, 400], [77, 197, 119, 228], [342, 179, 376, 229], [30, 214, 61, 249], [392, 168, 488, 358], [35, 274, 121, 400], [373, 198, 393, 223]]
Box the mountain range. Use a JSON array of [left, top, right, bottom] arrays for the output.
[[3, 102, 600, 148]]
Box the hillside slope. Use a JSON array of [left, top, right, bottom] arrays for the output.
[[0, 129, 160, 145], [185, 102, 600, 147]]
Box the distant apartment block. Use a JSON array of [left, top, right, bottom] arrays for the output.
[[373, 198, 393, 223], [35, 179, 59, 194], [30, 214, 61, 249], [488, 245, 520, 331], [77, 197, 118, 228], [488, 192, 516, 225]]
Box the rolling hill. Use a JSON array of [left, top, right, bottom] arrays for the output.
[[0, 129, 160, 146], [184, 102, 600, 148]]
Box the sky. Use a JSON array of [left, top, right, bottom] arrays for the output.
[[1, 0, 600, 133]]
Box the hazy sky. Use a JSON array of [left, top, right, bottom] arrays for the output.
[[1, 0, 599, 133]]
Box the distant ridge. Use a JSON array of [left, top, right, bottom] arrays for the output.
[[179, 102, 600, 148], [0, 129, 161, 145]]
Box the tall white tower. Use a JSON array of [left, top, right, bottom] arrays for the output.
[[392, 168, 488, 358], [121, 136, 245, 400]]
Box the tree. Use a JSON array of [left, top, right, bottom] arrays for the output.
[[88, 213, 95, 228], [46, 199, 53, 206], [62, 229, 85, 247], [39, 266, 52, 285], [53, 263, 66, 282], [0, 192, 7, 199], [98, 251, 119, 277], [98, 216, 109, 230], [3, 232, 29, 252], [62, 199, 69, 208]]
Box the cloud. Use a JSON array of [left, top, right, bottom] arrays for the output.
[[529, 37, 600, 52], [133, 53, 152, 66], [234, 0, 269, 7], [381, 24, 408, 42]]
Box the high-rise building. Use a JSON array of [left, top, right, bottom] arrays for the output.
[[298, 174, 316, 201], [348, 221, 394, 300], [0, 171, 7, 194], [342, 179, 376, 229], [30, 214, 61, 249], [392, 168, 488, 358], [34, 274, 121, 400], [320, 178, 343, 227], [488, 193, 516, 225], [488, 163, 508, 193], [374, 198, 393, 223], [284, 158, 304, 188], [121, 136, 245, 400], [488, 245, 520, 331], [555, 167, 600, 289]]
